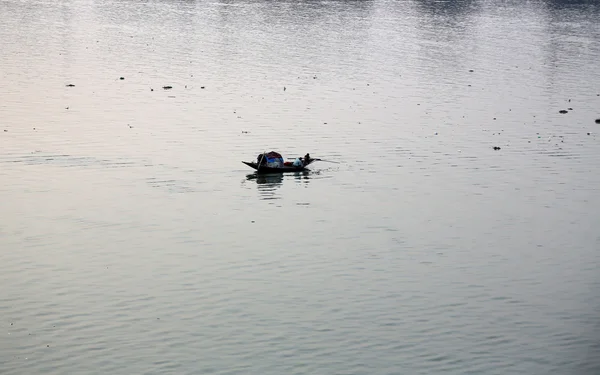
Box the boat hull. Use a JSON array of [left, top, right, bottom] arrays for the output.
[[242, 161, 310, 173]]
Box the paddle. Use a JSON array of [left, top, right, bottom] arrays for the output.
[[313, 158, 340, 164]]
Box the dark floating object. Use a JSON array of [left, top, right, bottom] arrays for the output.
[[163, 86, 173, 90], [587, 132, 591, 135], [150, 88, 153, 91], [243, 152, 320, 173], [119, 77, 124, 80], [3, 129, 7, 132], [559, 110, 568, 114], [493, 118, 496, 120], [66, 84, 75, 87], [283, 86, 286, 91], [493, 146, 501, 150], [595, 119, 600, 124], [568, 108, 573, 110], [469, 69, 474, 72], [201, 86, 205, 89]]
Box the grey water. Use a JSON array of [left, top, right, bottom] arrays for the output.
[[1, 0, 600, 374]]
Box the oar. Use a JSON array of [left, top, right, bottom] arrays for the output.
[[257, 151, 265, 172], [313, 158, 340, 164]]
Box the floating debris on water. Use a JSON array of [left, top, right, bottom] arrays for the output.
[[119, 77, 125, 80], [595, 119, 600, 124], [201, 86, 205, 89], [469, 69, 474, 72], [559, 110, 568, 114], [493, 146, 501, 150], [163, 86, 173, 90], [66, 84, 75, 87]]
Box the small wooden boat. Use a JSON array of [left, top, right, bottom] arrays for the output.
[[242, 151, 316, 173], [242, 159, 315, 173]]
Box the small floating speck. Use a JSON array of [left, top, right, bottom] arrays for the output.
[[559, 110, 568, 114], [163, 86, 173, 90]]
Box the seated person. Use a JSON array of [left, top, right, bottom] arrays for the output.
[[303, 153, 312, 165]]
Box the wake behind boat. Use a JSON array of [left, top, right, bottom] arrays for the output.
[[242, 151, 316, 173]]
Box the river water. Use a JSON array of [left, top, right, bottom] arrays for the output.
[[1, 0, 599, 374]]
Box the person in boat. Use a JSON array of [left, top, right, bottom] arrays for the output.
[[303, 153, 312, 166]]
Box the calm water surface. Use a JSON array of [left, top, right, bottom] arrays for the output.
[[1, 0, 600, 374]]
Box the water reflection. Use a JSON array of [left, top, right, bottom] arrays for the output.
[[246, 171, 311, 200]]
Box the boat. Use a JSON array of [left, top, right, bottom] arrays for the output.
[[242, 151, 316, 173]]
